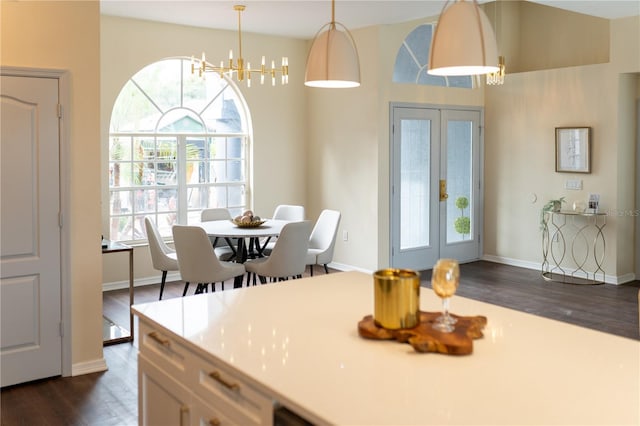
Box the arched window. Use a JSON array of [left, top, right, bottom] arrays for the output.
[[393, 23, 474, 88], [108, 58, 250, 241]]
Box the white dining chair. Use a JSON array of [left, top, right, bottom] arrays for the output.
[[172, 225, 246, 295], [200, 208, 236, 260], [201, 208, 232, 221], [305, 209, 341, 276], [144, 217, 180, 300], [272, 204, 305, 221], [245, 221, 312, 285], [261, 204, 306, 253]]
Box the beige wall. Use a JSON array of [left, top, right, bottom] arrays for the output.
[[1, 1, 103, 369], [100, 16, 309, 283], [484, 1, 609, 74], [103, 8, 639, 287], [515, 1, 609, 72], [483, 16, 639, 281]]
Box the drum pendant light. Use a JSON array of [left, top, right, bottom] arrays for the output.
[[304, 0, 360, 88], [428, 0, 499, 76]]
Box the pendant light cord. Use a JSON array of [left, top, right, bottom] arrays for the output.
[[330, 0, 336, 29], [331, 0, 335, 23], [236, 5, 243, 59]]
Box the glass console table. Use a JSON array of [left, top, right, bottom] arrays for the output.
[[541, 211, 606, 285], [101, 239, 134, 344]]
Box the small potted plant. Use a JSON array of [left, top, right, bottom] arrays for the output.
[[540, 197, 565, 230]]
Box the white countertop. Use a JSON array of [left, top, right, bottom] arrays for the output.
[[132, 271, 640, 425]]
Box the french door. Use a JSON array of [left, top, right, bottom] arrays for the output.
[[390, 104, 482, 270]]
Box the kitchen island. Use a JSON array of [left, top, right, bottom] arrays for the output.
[[132, 271, 639, 425]]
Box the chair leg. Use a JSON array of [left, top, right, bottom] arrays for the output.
[[309, 265, 314, 276], [159, 270, 168, 300], [323, 264, 329, 274], [182, 282, 190, 297]]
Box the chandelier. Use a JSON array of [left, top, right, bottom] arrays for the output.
[[486, 55, 505, 85], [191, 5, 289, 87]]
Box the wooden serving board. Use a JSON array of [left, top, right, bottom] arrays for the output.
[[358, 311, 487, 355]]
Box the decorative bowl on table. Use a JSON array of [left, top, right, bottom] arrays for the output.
[[231, 219, 266, 228], [232, 211, 266, 228]]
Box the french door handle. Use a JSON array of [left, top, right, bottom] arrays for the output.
[[439, 179, 448, 201]]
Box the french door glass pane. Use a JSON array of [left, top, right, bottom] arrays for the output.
[[400, 119, 430, 250], [446, 120, 473, 243]]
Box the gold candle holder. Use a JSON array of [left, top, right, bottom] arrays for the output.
[[373, 269, 420, 329]]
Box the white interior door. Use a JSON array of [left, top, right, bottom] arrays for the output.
[[391, 104, 481, 270], [1, 75, 62, 386]]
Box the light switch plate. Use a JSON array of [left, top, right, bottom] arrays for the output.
[[564, 179, 583, 190]]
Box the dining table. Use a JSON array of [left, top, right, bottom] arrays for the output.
[[197, 219, 291, 287]]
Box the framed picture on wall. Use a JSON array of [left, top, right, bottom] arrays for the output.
[[555, 127, 591, 173]]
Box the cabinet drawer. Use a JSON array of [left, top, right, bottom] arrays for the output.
[[190, 353, 273, 426], [192, 392, 238, 426], [139, 320, 190, 382]]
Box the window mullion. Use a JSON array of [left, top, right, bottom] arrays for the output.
[[177, 135, 188, 224]]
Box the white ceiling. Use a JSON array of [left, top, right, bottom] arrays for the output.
[[100, 0, 640, 39]]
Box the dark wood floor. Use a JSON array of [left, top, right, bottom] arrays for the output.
[[2, 261, 639, 425], [426, 261, 640, 340]]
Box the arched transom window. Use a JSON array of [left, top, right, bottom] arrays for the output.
[[108, 57, 250, 241], [393, 23, 474, 88]]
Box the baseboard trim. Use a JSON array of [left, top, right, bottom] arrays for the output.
[[72, 357, 108, 376], [481, 255, 636, 285], [326, 262, 373, 274], [103, 260, 636, 290], [612, 273, 637, 285], [103, 272, 181, 292], [481, 255, 540, 271]]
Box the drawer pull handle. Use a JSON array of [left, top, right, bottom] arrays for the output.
[[209, 371, 240, 391], [208, 418, 221, 426], [148, 331, 170, 347]]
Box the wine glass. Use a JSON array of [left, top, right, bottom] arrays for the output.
[[431, 259, 460, 333]]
